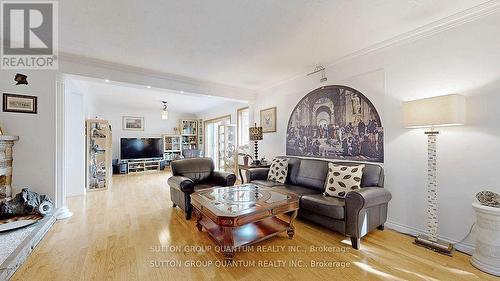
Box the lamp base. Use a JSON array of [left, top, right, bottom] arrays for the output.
[[251, 159, 261, 165], [414, 235, 454, 256]]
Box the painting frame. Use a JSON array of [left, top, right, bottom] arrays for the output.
[[122, 116, 144, 131], [260, 107, 277, 133], [3, 93, 38, 114]]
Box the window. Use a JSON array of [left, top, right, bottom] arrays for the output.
[[237, 107, 249, 147]]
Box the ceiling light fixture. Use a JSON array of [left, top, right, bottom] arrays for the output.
[[147, 85, 151, 89], [180, 90, 184, 94], [161, 101, 168, 120], [307, 65, 327, 83], [104, 79, 110, 83]]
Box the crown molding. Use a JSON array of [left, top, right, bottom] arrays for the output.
[[58, 52, 257, 98], [261, 0, 500, 91]]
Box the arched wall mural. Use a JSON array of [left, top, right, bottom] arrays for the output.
[[286, 85, 384, 163]]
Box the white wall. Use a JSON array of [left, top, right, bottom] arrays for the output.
[[91, 102, 196, 159], [0, 70, 57, 199], [253, 12, 500, 253], [64, 90, 86, 197]]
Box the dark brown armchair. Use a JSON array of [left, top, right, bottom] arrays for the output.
[[167, 158, 236, 219]]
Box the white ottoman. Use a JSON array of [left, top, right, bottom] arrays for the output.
[[471, 202, 500, 276]]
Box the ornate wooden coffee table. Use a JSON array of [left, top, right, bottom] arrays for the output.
[[191, 184, 299, 260]]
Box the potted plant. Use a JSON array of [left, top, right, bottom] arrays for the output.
[[237, 145, 252, 166], [238, 153, 253, 166]]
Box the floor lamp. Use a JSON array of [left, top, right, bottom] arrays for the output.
[[403, 94, 466, 255]]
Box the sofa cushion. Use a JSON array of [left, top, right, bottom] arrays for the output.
[[274, 184, 322, 197], [251, 180, 284, 188], [285, 157, 301, 184], [360, 164, 384, 187], [333, 161, 384, 187], [301, 194, 345, 220], [294, 159, 328, 191], [171, 158, 214, 183], [324, 163, 364, 198], [267, 158, 288, 183]]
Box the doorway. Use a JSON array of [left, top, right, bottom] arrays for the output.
[[204, 115, 231, 171]]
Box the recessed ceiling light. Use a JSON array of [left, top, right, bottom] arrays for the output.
[[180, 90, 184, 94], [104, 79, 110, 83], [147, 85, 151, 89]]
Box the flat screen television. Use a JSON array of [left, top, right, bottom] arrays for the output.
[[120, 138, 163, 160]]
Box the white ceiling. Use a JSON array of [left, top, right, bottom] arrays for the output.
[[60, 0, 491, 90], [67, 78, 247, 114]]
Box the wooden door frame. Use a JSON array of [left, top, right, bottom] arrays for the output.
[[236, 106, 249, 147], [203, 115, 232, 160]]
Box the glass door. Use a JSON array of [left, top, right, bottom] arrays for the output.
[[226, 125, 237, 173], [217, 124, 225, 171], [204, 115, 230, 170]]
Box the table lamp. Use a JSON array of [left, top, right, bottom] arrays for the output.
[[249, 123, 263, 165], [403, 94, 466, 255]]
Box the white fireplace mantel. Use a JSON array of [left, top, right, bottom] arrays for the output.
[[0, 135, 19, 199]]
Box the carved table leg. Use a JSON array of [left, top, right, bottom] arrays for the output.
[[222, 227, 235, 260], [195, 210, 203, 232], [287, 209, 298, 239]]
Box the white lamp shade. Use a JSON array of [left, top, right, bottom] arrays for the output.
[[403, 94, 466, 128]]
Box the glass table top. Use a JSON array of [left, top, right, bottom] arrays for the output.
[[198, 184, 293, 215]]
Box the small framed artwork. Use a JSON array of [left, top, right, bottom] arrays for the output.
[[122, 116, 144, 131], [3, 93, 37, 114], [260, 107, 277, 133]]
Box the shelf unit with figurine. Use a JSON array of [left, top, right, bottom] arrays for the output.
[[86, 119, 112, 191]]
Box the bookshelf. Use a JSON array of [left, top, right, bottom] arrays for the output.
[[163, 134, 182, 161], [179, 119, 203, 152]]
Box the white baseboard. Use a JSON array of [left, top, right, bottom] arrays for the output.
[[385, 220, 475, 255]]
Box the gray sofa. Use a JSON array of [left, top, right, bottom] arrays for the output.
[[168, 158, 236, 220], [246, 157, 391, 249]]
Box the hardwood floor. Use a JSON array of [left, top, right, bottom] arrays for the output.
[[12, 171, 498, 281]]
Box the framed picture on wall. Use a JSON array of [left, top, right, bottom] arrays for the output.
[[122, 116, 144, 131], [260, 107, 277, 133], [3, 93, 38, 114]]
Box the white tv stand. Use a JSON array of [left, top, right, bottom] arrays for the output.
[[127, 159, 162, 173]]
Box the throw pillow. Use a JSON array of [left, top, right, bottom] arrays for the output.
[[267, 158, 289, 183], [324, 163, 364, 198]]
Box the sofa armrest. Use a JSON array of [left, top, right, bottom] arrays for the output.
[[346, 187, 392, 210], [246, 168, 270, 182], [167, 176, 195, 194], [211, 171, 236, 186], [345, 187, 392, 239]]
